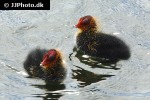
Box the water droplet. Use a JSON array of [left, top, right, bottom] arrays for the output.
[[82, 55, 89, 58], [113, 32, 120, 35]]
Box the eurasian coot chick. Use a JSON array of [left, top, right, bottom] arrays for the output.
[[23, 48, 66, 83], [75, 15, 130, 62]]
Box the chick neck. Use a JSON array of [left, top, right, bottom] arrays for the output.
[[80, 25, 98, 33]]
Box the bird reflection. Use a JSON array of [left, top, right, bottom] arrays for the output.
[[72, 66, 114, 87], [31, 83, 65, 100], [70, 47, 118, 87], [70, 47, 120, 70]]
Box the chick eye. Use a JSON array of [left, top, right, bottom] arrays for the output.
[[49, 55, 56, 61]]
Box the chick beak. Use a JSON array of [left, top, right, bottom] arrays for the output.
[[75, 24, 79, 28], [40, 62, 47, 69], [73, 25, 76, 28], [40, 58, 49, 69]]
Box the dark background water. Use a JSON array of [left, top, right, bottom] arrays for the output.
[[0, 0, 150, 100]]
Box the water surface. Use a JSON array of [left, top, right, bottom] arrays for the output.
[[0, 0, 150, 100]]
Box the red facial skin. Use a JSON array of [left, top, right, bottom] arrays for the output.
[[75, 15, 96, 31], [40, 49, 58, 69]]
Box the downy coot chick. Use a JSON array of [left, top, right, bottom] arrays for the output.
[[75, 15, 130, 62], [23, 48, 66, 83]]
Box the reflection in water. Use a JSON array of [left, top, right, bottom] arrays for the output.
[[32, 83, 65, 100], [72, 66, 114, 87], [70, 47, 119, 87], [70, 47, 120, 70]]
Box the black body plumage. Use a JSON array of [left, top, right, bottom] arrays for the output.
[[76, 30, 130, 61]]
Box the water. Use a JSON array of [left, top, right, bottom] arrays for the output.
[[0, 0, 150, 100]]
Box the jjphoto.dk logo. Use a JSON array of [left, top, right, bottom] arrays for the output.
[[4, 2, 44, 8], [0, 0, 50, 10]]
